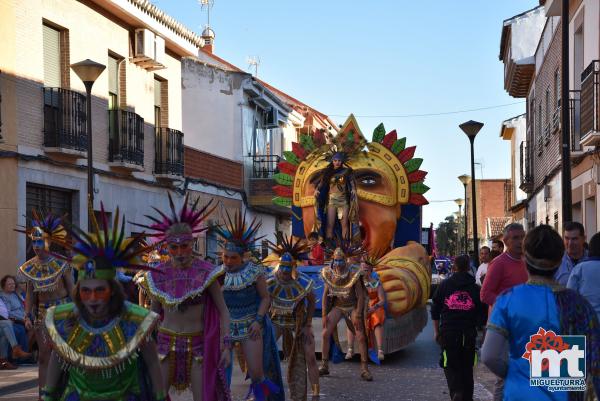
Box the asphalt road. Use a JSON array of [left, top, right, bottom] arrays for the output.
[[0, 308, 498, 401]]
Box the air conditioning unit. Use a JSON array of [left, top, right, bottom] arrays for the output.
[[263, 107, 279, 129], [134, 29, 155, 60], [154, 35, 165, 65]]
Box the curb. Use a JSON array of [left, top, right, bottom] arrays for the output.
[[0, 378, 38, 396]]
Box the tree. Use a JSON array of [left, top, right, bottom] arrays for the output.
[[436, 215, 459, 257]]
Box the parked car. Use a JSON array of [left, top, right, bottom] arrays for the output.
[[430, 259, 451, 298]]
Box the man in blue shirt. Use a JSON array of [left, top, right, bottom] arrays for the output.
[[554, 221, 587, 286]]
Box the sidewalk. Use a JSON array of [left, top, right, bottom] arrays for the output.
[[0, 365, 38, 400]]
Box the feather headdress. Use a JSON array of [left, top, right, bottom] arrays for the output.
[[213, 209, 263, 254], [134, 193, 216, 243], [324, 237, 367, 262], [267, 233, 310, 273], [54, 204, 155, 281], [15, 209, 67, 248]]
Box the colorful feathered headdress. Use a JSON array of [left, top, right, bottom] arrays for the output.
[[134, 193, 216, 244], [15, 209, 67, 250], [55, 204, 154, 281], [267, 233, 310, 273], [213, 210, 263, 255], [324, 238, 367, 263]]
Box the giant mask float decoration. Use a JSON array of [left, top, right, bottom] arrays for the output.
[[272, 115, 432, 317]]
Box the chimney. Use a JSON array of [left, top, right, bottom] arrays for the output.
[[201, 26, 215, 54]]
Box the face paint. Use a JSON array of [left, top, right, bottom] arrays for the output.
[[79, 286, 111, 302], [332, 258, 346, 268], [32, 239, 46, 249], [168, 241, 193, 267], [223, 250, 243, 269], [279, 265, 293, 274]]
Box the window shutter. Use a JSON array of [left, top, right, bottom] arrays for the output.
[[154, 79, 161, 106], [108, 56, 118, 95], [43, 25, 61, 87]]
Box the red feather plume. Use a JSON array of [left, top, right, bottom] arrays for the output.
[[398, 146, 416, 163], [381, 130, 397, 149]]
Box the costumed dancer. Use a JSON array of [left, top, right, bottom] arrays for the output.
[[346, 256, 386, 362], [135, 194, 232, 401], [313, 152, 359, 245], [15, 211, 73, 398], [319, 245, 372, 381], [135, 241, 168, 309], [266, 233, 320, 400], [41, 206, 165, 401], [214, 210, 284, 401]]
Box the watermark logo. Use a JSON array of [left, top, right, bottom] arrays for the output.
[[522, 327, 586, 392]]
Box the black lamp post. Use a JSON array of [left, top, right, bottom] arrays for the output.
[[457, 174, 471, 255], [71, 59, 105, 230], [459, 120, 484, 267], [454, 198, 464, 256]]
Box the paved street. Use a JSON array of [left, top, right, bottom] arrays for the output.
[[0, 309, 497, 401]]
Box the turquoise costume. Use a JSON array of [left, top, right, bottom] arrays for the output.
[[267, 272, 314, 330], [222, 262, 264, 340]]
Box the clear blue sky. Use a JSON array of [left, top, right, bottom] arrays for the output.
[[156, 0, 539, 226]]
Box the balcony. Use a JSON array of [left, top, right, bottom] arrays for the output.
[[569, 90, 583, 155], [108, 109, 144, 170], [43, 87, 87, 156], [519, 141, 533, 193], [580, 60, 600, 146], [247, 154, 291, 216], [154, 127, 184, 179]]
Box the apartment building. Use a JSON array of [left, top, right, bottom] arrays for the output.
[[501, 1, 600, 235], [0, 0, 202, 275], [500, 114, 529, 226]]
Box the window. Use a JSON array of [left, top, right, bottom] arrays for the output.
[[25, 183, 72, 259], [154, 78, 161, 129], [108, 55, 119, 110], [43, 25, 61, 87], [555, 69, 561, 107], [545, 88, 550, 125]]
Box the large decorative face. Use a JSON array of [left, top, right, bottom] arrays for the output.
[[79, 278, 112, 319], [167, 240, 194, 267], [296, 143, 405, 253]]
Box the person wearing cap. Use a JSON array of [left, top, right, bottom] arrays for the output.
[[482, 225, 600, 401], [135, 194, 232, 401], [266, 233, 320, 400], [41, 206, 165, 401], [319, 245, 372, 381], [15, 211, 74, 397], [313, 152, 359, 246], [214, 210, 283, 401]]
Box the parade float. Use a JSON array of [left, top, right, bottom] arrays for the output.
[[271, 115, 431, 353]]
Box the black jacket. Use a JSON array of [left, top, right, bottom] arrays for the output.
[[430, 271, 486, 332]]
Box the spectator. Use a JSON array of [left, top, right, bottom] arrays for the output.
[[475, 246, 491, 286], [307, 232, 324, 266], [567, 232, 600, 319], [432, 255, 486, 401], [488, 250, 501, 263], [467, 250, 477, 277], [482, 225, 600, 400], [554, 221, 587, 286], [491, 239, 504, 254], [0, 276, 29, 353], [0, 297, 30, 364], [0, 335, 16, 370], [480, 223, 527, 401]]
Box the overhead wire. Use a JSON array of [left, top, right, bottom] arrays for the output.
[[327, 101, 525, 118]]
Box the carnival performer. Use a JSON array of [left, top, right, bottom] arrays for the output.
[[267, 233, 320, 400], [214, 210, 284, 401], [15, 211, 74, 398], [135, 242, 168, 309], [346, 256, 386, 362], [319, 245, 372, 381], [135, 194, 232, 401], [313, 152, 359, 245], [41, 206, 165, 401]]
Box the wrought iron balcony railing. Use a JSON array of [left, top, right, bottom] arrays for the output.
[[520, 140, 533, 192], [155, 127, 184, 177], [580, 60, 599, 139], [569, 90, 582, 152], [251, 154, 280, 179], [43, 87, 87, 152], [108, 109, 144, 166]]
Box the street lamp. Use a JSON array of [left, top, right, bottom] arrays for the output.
[[459, 120, 484, 266], [457, 175, 471, 255], [71, 59, 105, 230], [453, 199, 464, 256], [453, 211, 461, 256]]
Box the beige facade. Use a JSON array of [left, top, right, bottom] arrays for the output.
[[0, 0, 202, 276]]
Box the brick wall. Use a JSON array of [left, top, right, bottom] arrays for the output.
[[184, 146, 243, 190], [466, 179, 510, 239], [529, 21, 562, 191]]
